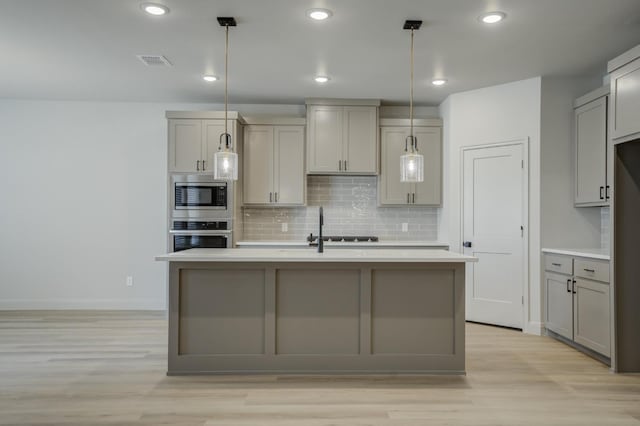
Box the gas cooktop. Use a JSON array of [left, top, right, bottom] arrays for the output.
[[306, 234, 379, 243]]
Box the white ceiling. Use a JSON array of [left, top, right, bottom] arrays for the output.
[[2, 0, 640, 105]]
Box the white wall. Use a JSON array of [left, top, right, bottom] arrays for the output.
[[0, 99, 303, 310], [440, 77, 543, 334]]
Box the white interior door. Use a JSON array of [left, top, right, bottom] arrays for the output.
[[462, 142, 526, 329]]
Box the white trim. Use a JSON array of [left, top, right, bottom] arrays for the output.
[[525, 321, 544, 336], [460, 138, 530, 332], [0, 298, 166, 311]]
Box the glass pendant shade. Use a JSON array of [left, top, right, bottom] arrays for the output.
[[400, 151, 424, 182], [213, 149, 238, 180]]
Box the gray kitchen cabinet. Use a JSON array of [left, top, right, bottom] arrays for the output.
[[574, 278, 610, 356], [306, 101, 379, 175], [545, 271, 574, 340], [243, 123, 305, 205], [379, 120, 442, 206], [608, 44, 640, 143], [574, 88, 609, 206], [168, 114, 242, 173], [544, 253, 610, 359]]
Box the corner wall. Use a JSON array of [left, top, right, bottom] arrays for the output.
[[440, 77, 543, 334]]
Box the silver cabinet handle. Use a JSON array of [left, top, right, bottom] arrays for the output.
[[344, 160, 347, 171], [196, 160, 200, 171], [269, 192, 273, 203], [412, 193, 415, 204], [551, 263, 562, 267], [202, 160, 206, 171], [583, 268, 595, 273], [275, 192, 278, 202]]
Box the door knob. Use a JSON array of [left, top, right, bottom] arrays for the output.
[[463, 241, 472, 248]]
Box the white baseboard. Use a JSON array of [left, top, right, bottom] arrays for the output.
[[524, 321, 544, 336], [0, 298, 166, 311]]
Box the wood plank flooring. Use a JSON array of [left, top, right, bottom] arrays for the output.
[[0, 311, 639, 425]]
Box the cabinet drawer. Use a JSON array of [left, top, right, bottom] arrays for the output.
[[575, 258, 610, 283], [544, 255, 573, 275]]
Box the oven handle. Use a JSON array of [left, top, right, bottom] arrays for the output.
[[169, 230, 232, 236]]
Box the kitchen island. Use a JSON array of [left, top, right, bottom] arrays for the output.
[[156, 248, 477, 375]]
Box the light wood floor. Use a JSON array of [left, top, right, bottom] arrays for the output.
[[0, 311, 639, 426]]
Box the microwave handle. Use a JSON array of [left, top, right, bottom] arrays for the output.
[[169, 230, 232, 236]]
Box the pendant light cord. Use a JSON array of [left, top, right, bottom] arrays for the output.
[[224, 24, 229, 147], [409, 28, 414, 147]]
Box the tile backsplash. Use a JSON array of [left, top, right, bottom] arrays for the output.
[[242, 176, 438, 241], [601, 207, 610, 250]]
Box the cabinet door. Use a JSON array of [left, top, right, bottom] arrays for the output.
[[274, 126, 305, 205], [343, 106, 378, 173], [413, 127, 442, 206], [575, 97, 607, 205], [611, 57, 640, 141], [574, 278, 610, 357], [307, 106, 342, 173], [243, 126, 274, 204], [202, 120, 234, 173], [169, 119, 202, 172], [545, 272, 573, 340], [379, 127, 412, 205]]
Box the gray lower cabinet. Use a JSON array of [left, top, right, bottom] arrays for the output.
[[544, 253, 610, 359]]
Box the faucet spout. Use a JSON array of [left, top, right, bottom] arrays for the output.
[[318, 206, 324, 253]]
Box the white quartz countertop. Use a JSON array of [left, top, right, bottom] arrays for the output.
[[156, 248, 477, 263], [542, 248, 610, 260], [236, 240, 450, 248]]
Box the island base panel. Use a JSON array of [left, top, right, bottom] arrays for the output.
[[168, 261, 465, 374]]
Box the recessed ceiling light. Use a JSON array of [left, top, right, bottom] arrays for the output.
[[314, 76, 330, 83], [203, 75, 218, 82], [479, 11, 506, 24], [432, 79, 447, 86], [141, 3, 169, 16], [307, 8, 333, 21]]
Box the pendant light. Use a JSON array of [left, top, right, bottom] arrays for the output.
[[400, 20, 424, 183], [213, 17, 238, 181]]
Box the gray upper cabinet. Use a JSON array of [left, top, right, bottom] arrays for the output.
[[168, 114, 242, 173], [379, 119, 442, 206], [608, 44, 640, 143], [243, 123, 305, 206], [306, 100, 379, 175], [574, 88, 609, 206]]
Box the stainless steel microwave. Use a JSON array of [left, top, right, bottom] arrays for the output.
[[171, 175, 233, 218]]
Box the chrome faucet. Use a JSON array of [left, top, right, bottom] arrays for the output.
[[318, 206, 324, 253]]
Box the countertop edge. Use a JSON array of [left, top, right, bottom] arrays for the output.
[[541, 248, 610, 261], [156, 248, 477, 263]]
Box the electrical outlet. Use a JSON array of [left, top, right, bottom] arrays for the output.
[[402, 223, 409, 232], [126, 276, 133, 287], [281, 222, 288, 232]]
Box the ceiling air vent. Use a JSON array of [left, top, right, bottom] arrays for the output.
[[136, 55, 172, 66]]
